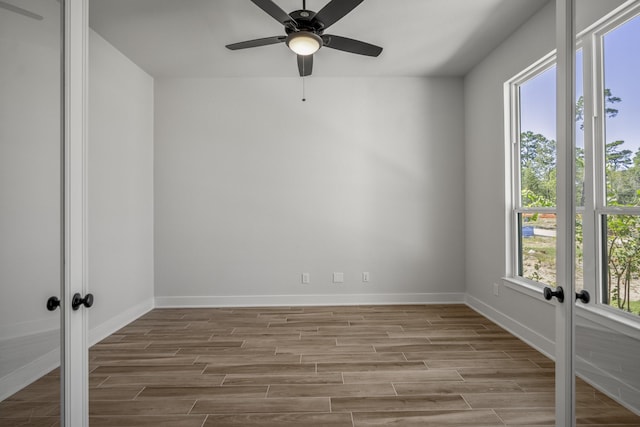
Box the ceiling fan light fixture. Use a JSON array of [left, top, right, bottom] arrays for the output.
[[286, 31, 322, 56]]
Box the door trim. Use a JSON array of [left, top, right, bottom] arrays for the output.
[[555, 0, 577, 425], [63, 0, 89, 425]]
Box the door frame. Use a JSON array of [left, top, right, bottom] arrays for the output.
[[63, 0, 89, 425]]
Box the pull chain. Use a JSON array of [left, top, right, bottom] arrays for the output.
[[301, 0, 308, 102], [302, 77, 306, 102]]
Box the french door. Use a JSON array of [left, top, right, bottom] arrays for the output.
[[0, 0, 88, 425], [4, 0, 626, 425], [64, 0, 90, 425], [555, 1, 640, 425], [0, 0, 65, 423]]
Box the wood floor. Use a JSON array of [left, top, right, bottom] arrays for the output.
[[2, 304, 640, 426]]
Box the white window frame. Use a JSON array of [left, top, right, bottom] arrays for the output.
[[507, 52, 558, 289]]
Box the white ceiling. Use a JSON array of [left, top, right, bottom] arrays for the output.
[[89, 0, 549, 78]]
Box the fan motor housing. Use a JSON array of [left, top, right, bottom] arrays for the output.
[[286, 9, 324, 35]]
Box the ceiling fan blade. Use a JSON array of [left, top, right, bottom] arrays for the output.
[[297, 54, 313, 77], [322, 35, 382, 57], [250, 0, 297, 27], [226, 36, 286, 50], [0, 0, 43, 20], [314, 0, 363, 30]]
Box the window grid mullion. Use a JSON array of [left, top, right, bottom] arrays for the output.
[[578, 31, 598, 300]]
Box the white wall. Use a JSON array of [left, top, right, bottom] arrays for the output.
[[464, 0, 558, 348], [464, 0, 638, 413], [88, 30, 155, 340], [154, 77, 466, 306]]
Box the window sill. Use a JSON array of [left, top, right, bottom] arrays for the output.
[[502, 277, 640, 340], [576, 304, 640, 341], [502, 277, 554, 305]]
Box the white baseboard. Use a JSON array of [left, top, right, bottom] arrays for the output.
[[0, 317, 59, 342], [575, 356, 640, 416], [155, 292, 466, 308], [0, 348, 59, 402], [465, 293, 555, 359], [89, 297, 155, 346]]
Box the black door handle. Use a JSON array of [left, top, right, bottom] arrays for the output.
[[543, 286, 564, 303], [71, 293, 94, 310], [46, 296, 60, 311], [576, 289, 590, 304]]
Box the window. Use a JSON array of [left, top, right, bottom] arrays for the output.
[[508, 4, 640, 317], [598, 12, 640, 316], [511, 61, 558, 286]]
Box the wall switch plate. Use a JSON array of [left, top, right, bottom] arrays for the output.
[[301, 273, 310, 284], [333, 272, 344, 283], [362, 272, 370, 282], [493, 282, 500, 296]]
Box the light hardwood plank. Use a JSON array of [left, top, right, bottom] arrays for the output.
[[352, 409, 504, 426], [203, 363, 315, 375], [91, 365, 206, 376], [89, 415, 207, 427], [403, 351, 510, 361], [317, 361, 428, 373], [223, 373, 343, 386], [203, 412, 353, 426], [331, 395, 470, 412], [374, 344, 474, 352], [89, 400, 195, 416], [393, 381, 523, 395], [342, 369, 462, 384], [267, 383, 396, 398], [301, 353, 407, 363], [136, 385, 267, 399], [275, 344, 376, 354], [99, 374, 225, 387], [425, 359, 539, 369], [191, 397, 330, 414]]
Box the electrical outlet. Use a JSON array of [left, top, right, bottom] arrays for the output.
[[493, 282, 500, 296], [362, 272, 370, 282], [301, 273, 310, 284], [333, 272, 344, 283]]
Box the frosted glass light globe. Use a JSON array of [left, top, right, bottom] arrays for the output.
[[287, 32, 321, 56]]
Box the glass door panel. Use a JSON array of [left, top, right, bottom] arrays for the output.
[[573, 1, 640, 424], [0, 0, 64, 424]]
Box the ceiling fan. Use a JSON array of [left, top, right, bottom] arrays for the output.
[[226, 0, 383, 77]]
